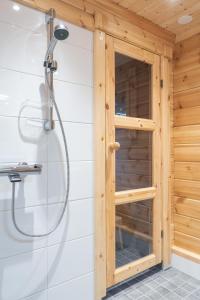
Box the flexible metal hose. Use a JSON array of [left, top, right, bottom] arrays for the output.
[[11, 67, 70, 237]]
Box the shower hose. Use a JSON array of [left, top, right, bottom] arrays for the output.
[[11, 66, 70, 237]]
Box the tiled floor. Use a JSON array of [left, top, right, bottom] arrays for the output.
[[104, 266, 200, 299]]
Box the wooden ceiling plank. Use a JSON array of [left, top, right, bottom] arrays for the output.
[[108, 0, 200, 42], [93, 0, 175, 43], [60, 0, 175, 43]]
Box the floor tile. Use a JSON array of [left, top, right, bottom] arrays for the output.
[[160, 280, 177, 291], [127, 289, 143, 299], [154, 285, 170, 296], [146, 290, 162, 300], [174, 287, 190, 297], [182, 282, 197, 292], [163, 292, 182, 299], [104, 267, 200, 300], [192, 289, 200, 298]]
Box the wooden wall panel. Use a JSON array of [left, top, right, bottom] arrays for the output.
[[174, 145, 200, 162], [174, 214, 200, 239], [174, 125, 200, 144], [174, 106, 200, 127], [174, 179, 200, 200], [174, 87, 200, 110], [174, 197, 200, 220], [173, 33, 200, 260], [174, 232, 200, 254], [175, 162, 200, 181]]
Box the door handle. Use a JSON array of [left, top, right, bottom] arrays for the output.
[[109, 142, 120, 151]]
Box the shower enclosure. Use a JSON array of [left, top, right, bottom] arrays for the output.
[[0, 8, 70, 237]]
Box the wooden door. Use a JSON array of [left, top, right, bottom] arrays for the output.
[[106, 36, 162, 287]]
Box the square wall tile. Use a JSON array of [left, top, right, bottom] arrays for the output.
[[47, 122, 93, 162], [48, 272, 94, 300], [0, 248, 47, 300], [0, 206, 47, 259], [47, 198, 93, 246], [21, 290, 47, 300], [47, 236, 94, 287], [54, 43, 93, 86], [0, 116, 47, 163], [0, 22, 45, 76], [0, 68, 47, 120], [0, 1, 44, 31], [47, 161, 93, 203], [54, 80, 93, 124]]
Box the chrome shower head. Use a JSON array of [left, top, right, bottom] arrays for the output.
[[54, 24, 69, 40], [44, 24, 69, 63]]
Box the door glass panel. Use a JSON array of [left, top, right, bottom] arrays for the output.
[[115, 129, 152, 192], [116, 199, 153, 268], [115, 53, 152, 119]]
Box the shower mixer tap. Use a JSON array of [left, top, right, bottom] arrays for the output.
[[0, 162, 42, 182]]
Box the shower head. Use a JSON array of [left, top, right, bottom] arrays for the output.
[[54, 24, 69, 40], [44, 24, 69, 63]]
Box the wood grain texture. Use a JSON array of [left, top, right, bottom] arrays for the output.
[[114, 254, 156, 284], [174, 145, 200, 162], [174, 34, 200, 93], [172, 245, 200, 264], [175, 162, 200, 181], [174, 106, 200, 127], [94, 29, 106, 300], [173, 34, 200, 259], [174, 197, 200, 220], [161, 56, 173, 267], [62, 0, 175, 43], [174, 125, 200, 144], [174, 179, 200, 200], [115, 187, 156, 205], [108, 0, 200, 42], [174, 231, 200, 254], [174, 214, 200, 239], [174, 87, 200, 110]]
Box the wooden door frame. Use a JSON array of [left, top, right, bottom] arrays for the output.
[[105, 36, 162, 287], [94, 30, 172, 299]]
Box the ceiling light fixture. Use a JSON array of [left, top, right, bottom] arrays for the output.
[[178, 15, 193, 25], [12, 4, 20, 11]]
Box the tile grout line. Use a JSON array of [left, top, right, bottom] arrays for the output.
[[0, 233, 94, 261]]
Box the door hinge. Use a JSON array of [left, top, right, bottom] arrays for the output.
[[160, 79, 164, 88], [161, 230, 164, 238]]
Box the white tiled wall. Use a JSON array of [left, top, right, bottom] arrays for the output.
[[0, 1, 94, 299]]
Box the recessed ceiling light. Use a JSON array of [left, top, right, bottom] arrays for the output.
[[178, 15, 193, 25], [12, 4, 20, 11]]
